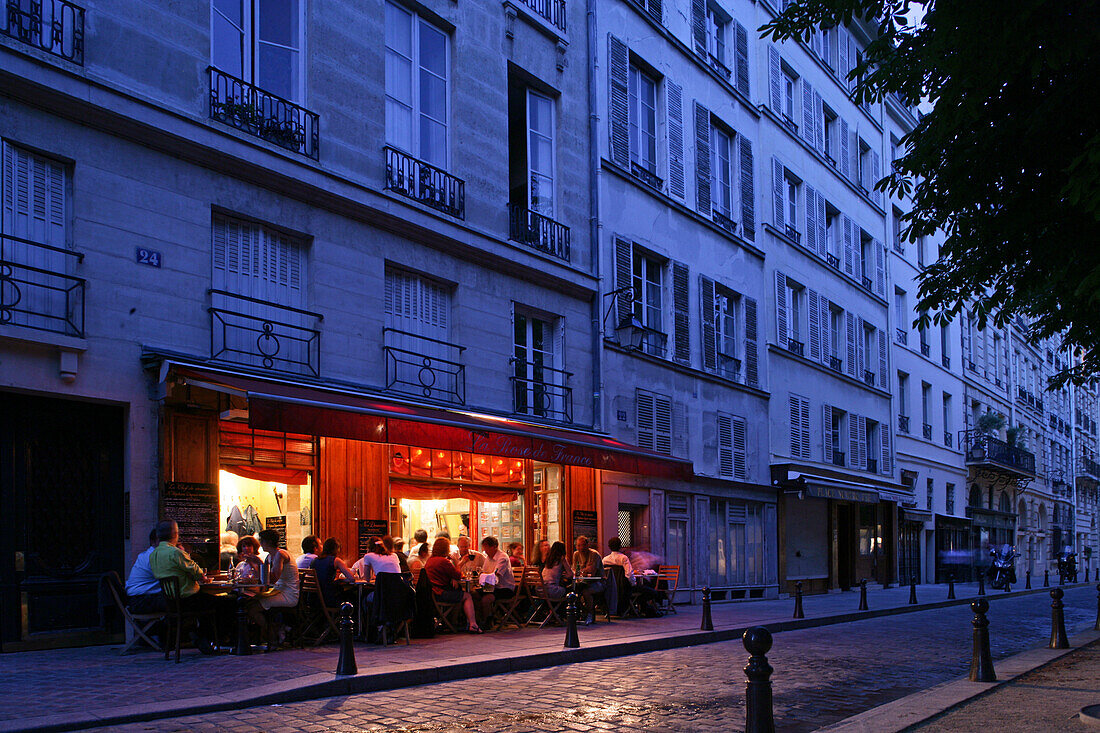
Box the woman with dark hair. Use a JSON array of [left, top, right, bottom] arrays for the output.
[[311, 537, 354, 608], [424, 537, 481, 633], [540, 541, 573, 599], [408, 542, 431, 573], [531, 539, 552, 569]]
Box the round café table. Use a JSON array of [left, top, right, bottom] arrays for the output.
[[201, 581, 272, 655]]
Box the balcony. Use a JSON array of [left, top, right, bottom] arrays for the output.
[[708, 53, 732, 80], [786, 339, 804, 357], [898, 414, 910, 433], [944, 431, 953, 447], [717, 353, 742, 382], [2, 0, 83, 64], [785, 224, 802, 244], [511, 359, 573, 424], [827, 253, 841, 270], [829, 356, 843, 372], [863, 370, 876, 387], [922, 422, 932, 440], [209, 289, 322, 377], [712, 210, 738, 236], [508, 205, 570, 261], [384, 146, 465, 219], [963, 429, 1036, 477], [895, 328, 908, 345], [920, 342, 930, 357], [0, 234, 84, 337], [383, 328, 466, 405], [1079, 456, 1100, 482], [861, 275, 873, 291], [966, 359, 977, 373], [516, 0, 566, 31], [208, 67, 319, 159], [630, 161, 663, 192], [832, 451, 846, 467], [942, 355, 951, 369], [867, 458, 878, 473]]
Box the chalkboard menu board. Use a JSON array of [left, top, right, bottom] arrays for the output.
[[358, 519, 389, 557], [572, 510, 599, 545], [265, 516, 287, 549], [162, 481, 219, 571]]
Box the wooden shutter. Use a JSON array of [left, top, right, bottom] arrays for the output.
[[842, 214, 855, 275], [808, 288, 821, 361], [700, 275, 717, 372], [2, 143, 67, 246], [614, 236, 633, 322], [871, 149, 883, 206], [608, 35, 630, 167], [815, 192, 827, 258], [805, 185, 820, 255], [845, 311, 857, 377], [637, 389, 655, 450], [734, 23, 750, 96], [739, 136, 755, 240], [801, 80, 815, 147], [838, 28, 851, 87], [857, 415, 867, 468], [667, 81, 685, 200], [881, 428, 891, 475], [839, 118, 851, 180], [823, 404, 834, 463], [694, 102, 711, 216], [744, 296, 759, 387], [768, 46, 782, 112], [671, 400, 688, 457], [878, 326, 889, 387], [732, 416, 747, 479], [820, 296, 832, 362], [849, 129, 861, 185], [645, 0, 662, 24], [691, 0, 706, 57], [855, 315, 866, 376], [772, 157, 785, 228], [814, 91, 825, 153], [800, 396, 812, 459], [717, 413, 733, 477], [774, 269, 788, 349], [788, 394, 801, 457], [874, 239, 885, 295], [848, 413, 859, 468], [655, 394, 673, 455], [961, 312, 971, 366], [672, 261, 690, 365]]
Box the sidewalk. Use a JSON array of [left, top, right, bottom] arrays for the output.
[[0, 580, 1084, 733]]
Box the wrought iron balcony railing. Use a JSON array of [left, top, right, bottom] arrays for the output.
[[630, 160, 663, 191], [942, 355, 951, 369], [944, 431, 953, 447], [718, 353, 742, 382], [785, 224, 802, 243], [0, 234, 84, 337], [832, 451, 845, 467], [966, 359, 977, 372], [384, 146, 465, 219], [712, 210, 737, 236], [827, 253, 841, 270], [2, 0, 83, 64], [863, 370, 876, 387], [517, 0, 566, 31], [867, 457, 878, 473], [829, 355, 843, 372], [898, 414, 910, 433], [209, 290, 322, 377], [895, 328, 908, 345], [508, 205, 570, 261], [920, 342, 930, 357], [208, 67, 319, 159], [922, 422, 932, 440], [963, 429, 1036, 475], [384, 327, 466, 405], [861, 275, 873, 291], [1079, 456, 1100, 481], [786, 338, 804, 357], [708, 54, 732, 80], [510, 359, 573, 423]]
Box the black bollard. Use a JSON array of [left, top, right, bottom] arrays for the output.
[[743, 627, 776, 733], [908, 575, 918, 605], [793, 581, 805, 619], [1094, 584, 1099, 632], [978, 571, 985, 596], [968, 599, 996, 682], [858, 579, 868, 611], [335, 602, 357, 675], [1044, 569, 1050, 587], [1026, 570, 1031, 590], [1048, 588, 1070, 649], [563, 591, 580, 649], [947, 573, 956, 600], [701, 586, 714, 631]]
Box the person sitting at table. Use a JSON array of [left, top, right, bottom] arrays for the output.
[[425, 537, 481, 634], [603, 538, 660, 616], [219, 531, 239, 572], [149, 520, 216, 654], [357, 536, 403, 581], [126, 528, 165, 614], [453, 535, 486, 575], [234, 536, 263, 594], [474, 536, 516, 628], [297, 535, 321, 570], [507, 542, 525, 568], [250, 529, 300, 649], [310, 537, 355, 608], [541, 541, 573, 600], [408, 542, 431, 573], [384, 536, 411, 574], [408, 528, 429, 557], [571, 535, 605, 625], [531, 539, 552, 570]]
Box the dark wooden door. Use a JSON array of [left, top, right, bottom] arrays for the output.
[[0, 393, 124, 650]]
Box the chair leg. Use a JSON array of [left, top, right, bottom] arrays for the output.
[[163, 618, 171, 661], [174, 617, 182, 663]]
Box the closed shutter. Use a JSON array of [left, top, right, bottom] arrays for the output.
[[213, 215, 305, 309], [774, 269, 788, 349], [881, 428, 891, 474], [608, 35, 630, 167], [672, 261, 690, 365], [839, 118, 851, 180], [802, 80, 815, 146], [849, 412, 860, 468], [808, 288, 821, 360], [855, 315, 866, 376], [694, 102, 711, 216], [849, 129, 860, 185], [845, 311, 857, 377], [850, 220, 862, 278], [717, 413, 733, 477], [871, 149, 883, 206], [823, 404, 834, 463], [667, 81, 685, 200], [800, 396, 811, 459], [842, 214, 855, 275], [788, 394, 801, 457], [878, 326, 889, 387], [645, 0, 662, 24], [744, 296, 759, 386], [614, 236, 633, 322], [814, 90, 825, 153], [874, 239, 885, 295], [857, 415, 867, 468], [637, 390, 655, 450], [739, 136, 755, 240], [815, 188, 826, 256], [805, 185, 819, 255], [838, 28, 851, 87], [768, 46, 782, 112], [820, 297, 831, 362], [961, 312, 971, 365], [654, 394, 673, 455], [672, 401, 687, 457], [691, 0, 706, 57], [734, 23, 750, 96], [772, 157, 785, 228], [700, 275, 717, 372], [732, 416, 747, 478]]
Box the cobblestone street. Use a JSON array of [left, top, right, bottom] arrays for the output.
[[98, 586, 1097, 733]]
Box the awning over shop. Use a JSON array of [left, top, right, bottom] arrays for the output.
[[772, 464, 907, 504], [163, 361, 693, 480], [800, 481, 880, 504]]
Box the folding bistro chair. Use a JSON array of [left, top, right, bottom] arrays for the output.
[[102, 571, 164, 655], [159, 577, 217, 663], [492, 565, 527, 630], [655, 565, 680, 615], [297, 568, 340, 645], [373, 572, 415, 646], [523, 568, 566, 628], [431, 589, 465, 633], [602, 565, 641, 619]]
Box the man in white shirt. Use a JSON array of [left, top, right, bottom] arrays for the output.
[[453, 535, 486, 575], [296, 535, 321, 569], [475, 536, 515, 628], [125, 529, 165, 613], [602, 537, 634, 577]]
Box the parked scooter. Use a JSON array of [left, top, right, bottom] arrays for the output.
[[986, 544, 1018, 591], [1057, 547, 1078, 584]]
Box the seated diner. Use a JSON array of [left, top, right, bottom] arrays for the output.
[[425, 537, 481, 633]]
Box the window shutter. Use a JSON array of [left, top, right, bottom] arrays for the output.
[[849, 412, 860, 468], [614, 236, 633, 323], [671, 400, 687, 457], [768, 46, 781, 113], [645, 0, 662, 24], [717, 413, 734, 477], [808, 288, 821, 361], [672, 261, 690, 365], [814, 91, 825, 153], [744, 296, 759, 387], [845, 311, 857, 377], [788, 394, 801, 457], [734, 23, 750, 96], [637, 390, 655, 450], [842, 214, 855, 275], [881, 428, 891, 475], [608, 35, 630, 167], [815, 191, 826, 257], [961, 312, 971, 365], [772, 157, 785, 228], [871, 150, 883, 206], [805, 185, 820, 256], [655, 394, 673, 455], [694, 102, 711, 216], [849, 130, 860, 185], [555, 315, 567, 374], [857, 415, 867, 468], [856, 315, 866, 376], [667, 81, 685, 200], [801, 80, 815, 147], [839, 118, 851, 180], [2, 144, 67, 247], [838, 28, 851, 87], [874, 239, 885, 295], [823, 404, 833, 463], [820, 297, 831, 362], [739, 136, 755, 240], [732, 416, 747, 479], [878, 326, 889, 388], [700, 275, 717, 372], [774, 270, 788, 349], [800, 396, 811, 459], [691, 0, 706, 57]]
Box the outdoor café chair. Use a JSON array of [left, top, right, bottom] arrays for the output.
[[158, 576, 217, 663], [431, 589, 465, 633], [373, 572, 414, 645], [523, 567, 566, 628], [602, 565, 641, 619], [656, 565, 680, 615], [297, 568, 340, 645], [492, 565, 527, 630], [102, 570, 164, 655]]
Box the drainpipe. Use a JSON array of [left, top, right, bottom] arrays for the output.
[[586, 0, 603, 431]]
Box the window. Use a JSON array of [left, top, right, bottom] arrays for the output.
[[525, 91, 556, 217], [384, 269, 456, 394], [946, 482, 956, 515], [632, 250, 664, 335], [857, 139, 871, 191], [785, 175, 799, 234], [629, 64, 659, 174], [862, 324, 876, 384], [711, 123, 735, 218], [820, 25, 837, 69], [829, 306, 843, 366], [865, 419, 879, 471], [782, 277, 804, 348], [894, 289, 907, 335], [386, 2, 449, 168], [921, 382, 931, 425], [942, 393, 952, 443], [715, 285, 740, 378], [828, 407, 846, 465], [788, 393, 811, 459], [926, 478, 934, 512], [705, 2, 729, 73], [637, 389, 672, 455], [941, 323, 951, 364], [892, 206, 905, 252], [782, 68, 797, 123], [825, 205, 841, 264], [717, 412, 747, 479], [212, 0, 303, 101], [898, 372, 910, 419], [513, 310, 562, 419], [709, 498, 766, 586], [917, 236, 926, 268], [617, 506, 638, 548], [860, 232, 874, 286], [822, 106, 837, 164]]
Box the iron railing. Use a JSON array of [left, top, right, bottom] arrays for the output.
[[966, 359, 977, 373], [517, 0, 566, 31], [713, 210, 737, 236], [2, 0, 83, 64], [507, 205, 570, 261], [944, 431, 953, 447], [638, 327, 668, 359], [895, 328, 908, 345], [209, 289, 322, 377], [827, 253, 841, 270], [708, 54, 732, 80], [786, 339, 804, 357], [832, 451, 845, 467], [867, 458, 878, 473], [785, 224, 801, 243], [510, 359, 573, 423], [863, 370, 876, 387], [829, 355, 842, 372], [922, 422, 932, 440], [1079, 456, 1100, 481], [963, 429, 1036, 475], [383, 327, 465, 404], [384, 146, 465, 219], [898, 414, 910, 433], [861, 275, 873, 291], [920, 342, 930, 357], [0, 234, 84, 337], [942, 355, 951, 369], [718, 353, 741, 382], [630, 160, 663, 191], [208, 67, 319, 159]]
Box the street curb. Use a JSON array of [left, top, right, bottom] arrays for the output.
[[2, 582, 1092, 733]]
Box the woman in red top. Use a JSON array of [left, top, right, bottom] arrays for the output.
[[424, 537, 481, 633]]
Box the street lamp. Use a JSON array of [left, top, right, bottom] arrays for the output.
[[603, 286, 647, 351]]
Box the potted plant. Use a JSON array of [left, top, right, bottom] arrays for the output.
[[1006, 424, 1026, 449]]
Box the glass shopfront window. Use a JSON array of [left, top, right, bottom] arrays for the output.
[[708, 498, 765, 586]]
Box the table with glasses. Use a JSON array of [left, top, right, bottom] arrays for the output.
[[200, 579, 272, 655]]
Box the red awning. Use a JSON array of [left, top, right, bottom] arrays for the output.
[[168, 363, 693, 480]]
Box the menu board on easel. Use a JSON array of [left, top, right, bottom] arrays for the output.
[[572, 510, 598, 545], [265, 516, 287, 549], [358, 518, 389, 557], [162, 481, 219, 571]]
